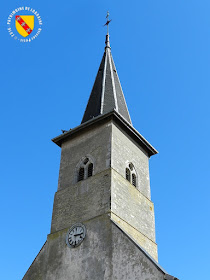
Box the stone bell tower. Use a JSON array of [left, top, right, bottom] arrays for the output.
[[23, 22, 178, 280]]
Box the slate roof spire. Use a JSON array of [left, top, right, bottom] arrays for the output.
[[81, 18, 132, 125]]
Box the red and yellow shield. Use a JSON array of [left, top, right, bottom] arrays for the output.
[[15, 15, 34, 37]]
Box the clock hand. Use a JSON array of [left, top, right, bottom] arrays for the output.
[[74, 233, 83, 237]]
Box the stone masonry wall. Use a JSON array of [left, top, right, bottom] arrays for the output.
[[111, 122, 151, 199], [57, 122, 112, 191], [51, 121, 112, 232], [111, 122, 157, 260], [24, 214, 164, 280], [51, 169, 111, 233], [111, 169, 157, 260]]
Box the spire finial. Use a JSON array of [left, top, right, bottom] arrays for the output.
[[104, 11, 111, 34], [104, 11, 112, 48]]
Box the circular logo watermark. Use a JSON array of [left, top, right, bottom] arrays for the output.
[[7, 7, 42, 42]]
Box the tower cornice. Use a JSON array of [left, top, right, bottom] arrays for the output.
[[52, 110, 158, 157]]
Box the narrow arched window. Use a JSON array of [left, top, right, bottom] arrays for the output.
[[125, 163, 137, 187], [77, 156, 94, 182], [132, 173, 136, 187], [88, 163, 93, 177], [126, 168, 131, 181], [78, 167, 84, 181]]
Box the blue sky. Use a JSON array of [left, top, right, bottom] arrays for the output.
[[1, 0, 210, 279]]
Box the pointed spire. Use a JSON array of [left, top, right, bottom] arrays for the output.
[[81, 14, 132, 125]]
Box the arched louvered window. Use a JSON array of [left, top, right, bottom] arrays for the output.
[[132, 173, 136, 187], [126, 168, 131, 181], [88, 163, 93, 177], [78, 167, 85, 181], [125, 163, 137, 187], [77, 156, 94, 182]]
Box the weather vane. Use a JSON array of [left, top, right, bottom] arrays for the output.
[[104, 11, 112, 34]]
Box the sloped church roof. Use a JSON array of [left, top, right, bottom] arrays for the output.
[[81, 34, 132, 125]]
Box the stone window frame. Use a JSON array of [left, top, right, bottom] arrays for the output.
[[75, 155, 95, 183], [125, 162, 137, 187]]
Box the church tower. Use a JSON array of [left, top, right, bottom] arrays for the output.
[[23, 20, 178, 280]]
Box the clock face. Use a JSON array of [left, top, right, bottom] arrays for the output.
[[66, 223, 86, 248]]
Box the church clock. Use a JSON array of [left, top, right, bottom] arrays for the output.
[[66, 223, 86, 248]]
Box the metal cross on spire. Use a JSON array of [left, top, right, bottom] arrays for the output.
[[104, 11, 112, 34]]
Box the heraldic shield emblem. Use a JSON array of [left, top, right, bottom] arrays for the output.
[[15, 15, 34, 37]]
